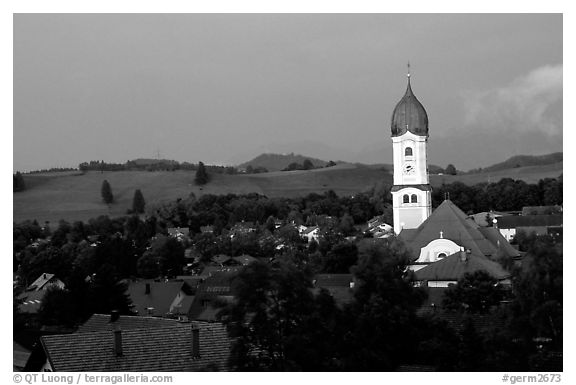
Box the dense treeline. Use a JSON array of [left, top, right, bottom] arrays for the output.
[[78, 159, 239, 174], [219, 235, 562, 371], [433, 177, 563, 213], [26, 167, 78, 174], [13, 172, 26, 192], [150, 190, 386, 234], [79, 160, 125, 172]]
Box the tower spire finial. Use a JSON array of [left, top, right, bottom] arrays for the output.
[[407, 61, 411, 79]]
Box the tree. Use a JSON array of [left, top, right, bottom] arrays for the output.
[[337, 213, 355, 236], [87, 264, 134, 316], [13, 172, 26, 192], [343, 239, 426, 370], [132, 189, 146, 214], [510, 237, 562, 349], [302, 159, 314, 170], [264, 215, 276, 233], [322, 241, 358, 273], [442, 270, 506, 314], [195, 161, 209, 185], [101, 180, 114, 204], [137, 235, 185, 277], [445, 164, 457, 175], [219, 261, 343, 370]]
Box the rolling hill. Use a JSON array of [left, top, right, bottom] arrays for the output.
[[14, 153, 562, 225], [469, 152, 563, 173], [14, 164, 391, 224], [238, 153, 330, 171]]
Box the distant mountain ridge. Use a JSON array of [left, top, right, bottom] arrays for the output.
[[471, 152, 562, 173], [238, 153, 331, 172], [238, 151, 563, 174], [128, 158, 180, 166]]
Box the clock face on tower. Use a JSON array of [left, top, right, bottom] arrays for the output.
[[403, 163, 415, 175]]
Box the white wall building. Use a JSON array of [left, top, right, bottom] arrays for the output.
[[390, 70, 432, 234]]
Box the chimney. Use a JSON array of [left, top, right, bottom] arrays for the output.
[[145, 283, 151, 294], [113, 328, 123, 356], [459, 250, 467, 262], [110, 310, 120, 323], [191, 324, 200, 359]]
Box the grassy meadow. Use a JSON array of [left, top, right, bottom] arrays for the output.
[[14, 161, 562, 224]]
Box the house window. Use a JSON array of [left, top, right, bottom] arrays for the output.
[[405, 147, 413, 156], [403, 195, 410, 204], [437, 253, 447, 259], [411, 194, 418, 203]]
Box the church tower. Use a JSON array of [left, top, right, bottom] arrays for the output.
[[390, 66, 432, 234]]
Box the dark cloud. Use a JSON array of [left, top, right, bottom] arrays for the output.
[[13, 14, 562, 172]]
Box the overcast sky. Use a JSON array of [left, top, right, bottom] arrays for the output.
[[13, 13, 562, 172]]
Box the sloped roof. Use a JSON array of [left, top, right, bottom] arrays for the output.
[[199, 266, 241, 278], [212, 254, 234, 265], [303, 226, 319, 235], [77, 314, 181, 333], [127, 281, 183, 317], [400, 200, 517, 260], [521, 206, 562, 216], [427, 311, 509, 335], [27, 273, 57, 291], [14, 341, 31, 370], [171, 295, 196, 315], [167, 227, 189, 237], [496, 215, 563, 229], [188, 273, 236, 321], [232, 255, 258, 266], [413, 251, 510, 282], [17, 290, 45, 314], [477, 227, 520, 258], [41, 321, 231, 372], [468, 211, 505, 227]]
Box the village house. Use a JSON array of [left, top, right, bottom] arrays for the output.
[[301, 226, 320, 243], [228, 221, 256, 239], [365, 215, 394, 238], [187, 271, 236, 322], [167, 227, 191, 243], [495, 213, 563, 242], [126, 280, 185, 317], [38, 313, 232, 371], [17, 273, 66, 314]]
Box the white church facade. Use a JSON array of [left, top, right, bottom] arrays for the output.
[[388, 69, 519, 288]]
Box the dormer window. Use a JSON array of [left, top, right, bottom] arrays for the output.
[[405, 147, 413, 157]]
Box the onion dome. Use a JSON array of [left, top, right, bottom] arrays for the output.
[[391, 74, 429, 137]]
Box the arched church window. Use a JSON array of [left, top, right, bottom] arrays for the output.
[[403, 195, 410, 204], [411, 194, 418, 203], [405, 147, 413, 157]]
